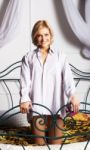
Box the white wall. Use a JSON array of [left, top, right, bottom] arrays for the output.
[[0, 0, 30, 73], [0, 0, 90, 72]]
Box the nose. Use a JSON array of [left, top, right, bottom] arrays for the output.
[[42, 35, 46, 41]]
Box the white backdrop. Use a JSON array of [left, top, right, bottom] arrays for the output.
[[0, 0, 89, 72]]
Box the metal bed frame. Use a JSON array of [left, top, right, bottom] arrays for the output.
[[0, 61, 90, 150]]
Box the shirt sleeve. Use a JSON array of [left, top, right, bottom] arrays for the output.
[[20, 53, 32, 103], [62, 56, 76, 100]]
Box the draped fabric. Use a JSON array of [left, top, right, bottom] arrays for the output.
[[61, 0, 90, 59], [0, 0, 25, 47]]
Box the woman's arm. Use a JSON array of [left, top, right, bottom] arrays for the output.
[[62, 57, 80, 112], [20, 54, 32, 113]]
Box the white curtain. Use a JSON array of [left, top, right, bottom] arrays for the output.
[[0, 0, 25, 47], [61, 0, 90, 59]]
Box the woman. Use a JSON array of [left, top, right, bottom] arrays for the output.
[[20, 20, 80, 145]]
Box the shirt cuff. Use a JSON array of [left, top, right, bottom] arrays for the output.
[[20, 95, 31, 103]]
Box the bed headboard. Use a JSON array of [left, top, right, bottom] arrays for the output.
[[0, 61, 90, 127]]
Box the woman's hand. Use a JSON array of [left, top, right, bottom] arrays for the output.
[[70, 95, 80, 113], [20, 101, 32, 113]]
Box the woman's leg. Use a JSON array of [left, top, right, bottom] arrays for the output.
[[47, 115, 64, 144], [31, 116, 47, 145]]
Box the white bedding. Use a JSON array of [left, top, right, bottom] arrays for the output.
[[0, 142, 89, 150]]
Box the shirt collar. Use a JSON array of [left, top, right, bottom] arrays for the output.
[[35, 48, 54, 56]]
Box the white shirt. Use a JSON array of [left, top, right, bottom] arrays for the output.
[[20, 48, 75, 117]]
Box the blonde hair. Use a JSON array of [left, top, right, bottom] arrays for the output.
[[31, 20, 54, 46]]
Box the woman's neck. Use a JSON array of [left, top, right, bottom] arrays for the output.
[[39, 47, 50, 54]]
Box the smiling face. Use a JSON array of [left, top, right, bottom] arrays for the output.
[[36, 27, 51, 49], [32, 20, 53, 49]]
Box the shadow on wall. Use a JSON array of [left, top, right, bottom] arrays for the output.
[[0, 0, 9, 26], [79, 0, 85, 19], [53, 0, 82, 49]]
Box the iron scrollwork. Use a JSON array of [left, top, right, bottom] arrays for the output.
[[0, 61, 90, 149]]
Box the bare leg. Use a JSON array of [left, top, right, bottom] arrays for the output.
[[31, 116, 46, 145], [47, 115, 64, 144]]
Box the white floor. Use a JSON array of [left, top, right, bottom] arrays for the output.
[[0, 142, 89, 150]]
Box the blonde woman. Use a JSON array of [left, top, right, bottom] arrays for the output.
[[20, 20, 80, 145]]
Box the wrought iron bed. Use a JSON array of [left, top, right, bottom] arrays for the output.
[[0, 61, 90, 150]]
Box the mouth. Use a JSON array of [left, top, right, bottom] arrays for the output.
[[41, 41, 48, 44]]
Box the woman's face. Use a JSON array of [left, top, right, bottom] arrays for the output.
[[36, 27, 51, 49]]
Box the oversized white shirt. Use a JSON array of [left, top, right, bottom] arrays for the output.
[[20, 48, 75, 117]]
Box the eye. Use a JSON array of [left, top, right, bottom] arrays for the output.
[[45, 33, 49, 36], [37, 34, 41, 38]]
